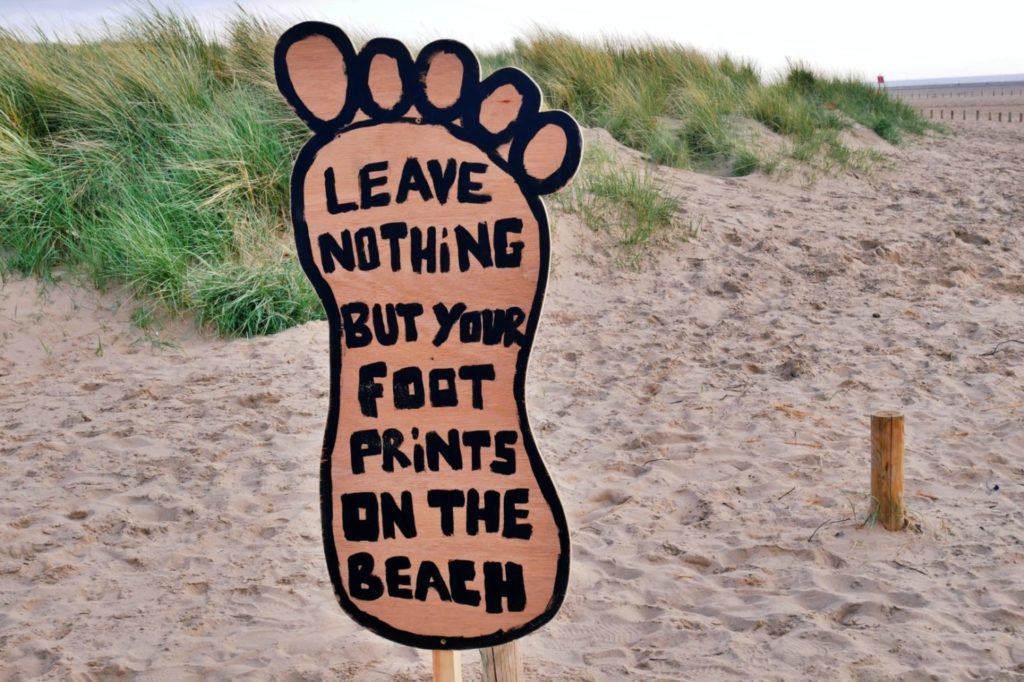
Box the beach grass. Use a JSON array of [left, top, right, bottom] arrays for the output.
[[499, 34, 933, 172], [0, 11, 933, 336], [557, 146, 689, 254]]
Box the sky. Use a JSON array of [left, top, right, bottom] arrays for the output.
[[1, 0, 1022, 81]]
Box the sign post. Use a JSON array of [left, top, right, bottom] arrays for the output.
[[274, 22, 581, 677]]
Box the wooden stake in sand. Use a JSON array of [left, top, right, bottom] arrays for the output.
[[870, 412, 905, 531], [481, 642, 524, 681], [433, 651, 462, 682]]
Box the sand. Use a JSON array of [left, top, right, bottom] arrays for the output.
[[2, 117, 1023, 680]]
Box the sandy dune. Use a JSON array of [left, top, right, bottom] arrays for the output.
[[2, 118, 1023, 680]]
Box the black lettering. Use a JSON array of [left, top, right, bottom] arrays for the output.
[[427, 489, 465, 536], [372, 304, 399, 346], [439, 233, 451, 273], [358, 361, 387, 418], [396, 158, 433, 204], [460, 310, 481, 343], [353, 226, 380, 270], [481, 309, 504, 345], [348, 552, 384, 600], [341, 492, 379, 541], [457, 162, 491, 203], [412, 434, 424, 472], [414, 561, 452, 602], [504, 307, 526, 347], [359, 160, 390, 208], [379, 222, 408, 271], [410, 227, 436, 273], [502, 488, 532, 539], [393, 367, 424, 409], [426, 159, 457, 204], [426, 429, 462, 471], [381, 491, 417, 539], [462, 430, 491, 470], [494, 217, 524, 267], [432, 302, 466, 346], [324, 167, 357, 214], [458, 364, 496, 409], [483, 561, 526, 613], [466, 489, 500, 535], [318, 231, 354, 273], [395, 303, 423, 341], [340, 302, 372, 348], [448, 560, 481, 607], [385, 556, 413, 599], [382, 428, 410, 471], [492, 431, 517, 475], [350, 429, 381, 474], [429, 368, 458, 407], [454, 223, 493, 271]]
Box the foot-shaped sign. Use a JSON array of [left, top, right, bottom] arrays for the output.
[[275, 23, 579, 649]]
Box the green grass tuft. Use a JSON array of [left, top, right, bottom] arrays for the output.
[[559, 147, 689, 253], [190, 259, 324, 337], [507, 34, 934, 174]]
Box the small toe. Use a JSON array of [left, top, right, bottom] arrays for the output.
[[414, 40, 479, 121], [275, 22, 358, 130], [508, 110, 582, 195], [360, 38, 415, 120], [466, 68, 542, 147]]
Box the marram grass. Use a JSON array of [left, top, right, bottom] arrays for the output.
[[557, 146, 691, 256], [0, 11, 933, 337]]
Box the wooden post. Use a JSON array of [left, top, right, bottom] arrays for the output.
[[481, 642, 523, 682], [433, 650, 462, 682], [870, 412, 905, 531]]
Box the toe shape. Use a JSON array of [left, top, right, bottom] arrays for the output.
[[509, 110, 582, 195], [275, 22, 358, 131], [413, 39, 480, 122], [465, 68, 542, 147], [360, 38, 415, 120]]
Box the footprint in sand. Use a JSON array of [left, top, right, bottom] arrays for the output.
[[275, 24, 578, 648]]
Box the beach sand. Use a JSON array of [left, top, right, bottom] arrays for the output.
[[2, 117, 1022, 680]]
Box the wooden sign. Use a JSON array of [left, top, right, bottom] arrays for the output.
[[274, 23, 581, 650]]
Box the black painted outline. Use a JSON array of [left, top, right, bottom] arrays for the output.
[[275, 21, 581, 651], [411, 39, 481, 124], [463, 67, 543, 148], [274, 22, 360, 134], [359, 38, 416, 121]]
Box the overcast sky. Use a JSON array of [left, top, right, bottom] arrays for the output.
[[1, 0, 1021, 81]]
